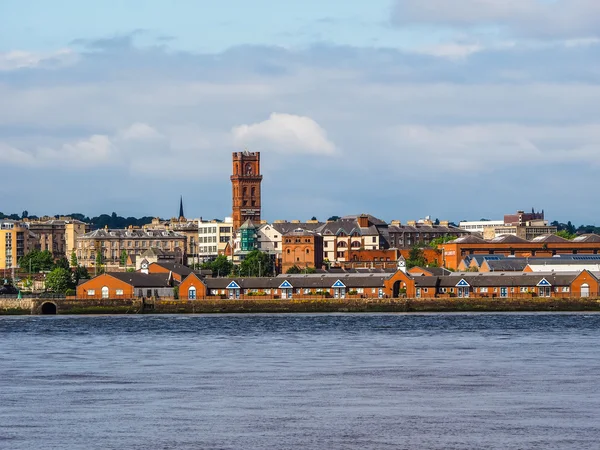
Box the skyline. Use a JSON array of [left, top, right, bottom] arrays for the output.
[[2, 1, 600, 223]]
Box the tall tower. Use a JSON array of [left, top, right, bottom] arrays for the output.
[[231, 150, 262, 231]]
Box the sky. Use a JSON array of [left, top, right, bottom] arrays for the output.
[[1, 0, 600, 224]]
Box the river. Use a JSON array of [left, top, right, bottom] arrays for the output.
[[1, 313, 599, 449]]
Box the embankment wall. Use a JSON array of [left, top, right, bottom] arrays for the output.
[[2, 297, 600, 315]]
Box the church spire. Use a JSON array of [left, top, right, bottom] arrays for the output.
[[179, 195, 185, 220]]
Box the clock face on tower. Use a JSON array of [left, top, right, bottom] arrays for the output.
[[398, 260, 406, 267]]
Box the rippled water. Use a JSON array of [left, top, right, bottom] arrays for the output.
[[1, 313, 600, 450]]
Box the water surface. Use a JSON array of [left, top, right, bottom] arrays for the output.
[[1, 313, 599, 449]]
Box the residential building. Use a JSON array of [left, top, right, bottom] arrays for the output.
[[281, 229, 323, 273], [76, 228, 186, 268], [388, 218, 470, 248], [0, 220, 38, 270], [197, 217, 234, 261], [26, 218, 89, 259], [144, 216, 200, 265], [317, 214, 382, 265], [231, 150, 262, 231]]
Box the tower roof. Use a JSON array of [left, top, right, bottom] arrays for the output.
[[179, 196, 185, 219]]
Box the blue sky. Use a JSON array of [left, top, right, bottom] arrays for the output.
[[1, 0, 600, 224]]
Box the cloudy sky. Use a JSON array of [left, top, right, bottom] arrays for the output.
[[1, 0, 599, 224]]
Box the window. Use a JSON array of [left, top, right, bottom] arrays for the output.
[[115, 289, 124, 296], [87, 289, 95, 296], [562, 287, 570, 293], [480, 287, 488, 293], [372, 237, 376, 243]]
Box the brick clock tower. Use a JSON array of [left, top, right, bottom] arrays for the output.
[[231, 150, 262, 231]]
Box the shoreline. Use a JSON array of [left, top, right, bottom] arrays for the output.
[[2, 297, 600, 315]]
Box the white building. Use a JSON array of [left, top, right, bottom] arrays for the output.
[[197, 217, 234, 261], [459, 220, 504, 234]]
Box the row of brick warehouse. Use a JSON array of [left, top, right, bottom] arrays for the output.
[[76, 261, 600, 300]]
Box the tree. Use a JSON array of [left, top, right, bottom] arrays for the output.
[[72, 265, 90, 285], [55, 257, 70, 270], [120, 249, 128, 267], [556, 230, 577, 240], [95, 252, 105, 274], [45, 268, 72, 293], [286, 265, 301, 274], [327, 216, 341, 221], [429, 235, 458, 249], [407, 245, 427, 269], [240, 250, 273, 277], [70, 250, 78, 267], [18, 250, 54, 273], [310, 216, 318, 221], [205, 255, 233, 277], [21, 210, 29, 219]]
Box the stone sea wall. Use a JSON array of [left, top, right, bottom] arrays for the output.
[[2, 297, 600, 315]]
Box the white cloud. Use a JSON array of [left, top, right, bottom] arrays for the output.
[[231, 113, 337, 155], [387, 123, 600, 171], [0, 135, 116, 168], [0, 49, 77, 71], [392, 0, 600, 39], [415, 43, 484, 59]]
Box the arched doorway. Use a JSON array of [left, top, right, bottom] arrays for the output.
[[393, 281, 401, 298], [581, 283, 590, 298], [188, 286, 197, 300], [101, 286, 109, 299], [41, 302, 57, 315]]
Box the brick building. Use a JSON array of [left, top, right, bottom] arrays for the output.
[[281, 229, 323, 273], [231, 150, 262, 231], [440, 233, 600, 270]]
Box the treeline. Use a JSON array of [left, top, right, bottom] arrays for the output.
[[0, 211, 156, 229], [550, 221, 600, 235]]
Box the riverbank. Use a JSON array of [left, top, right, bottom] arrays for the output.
[[2, 297, 600, 315]]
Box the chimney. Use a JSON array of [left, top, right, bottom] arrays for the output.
[[390, 220, 401, 226], [440, 221, 449, 227], [358, 214, 370, 228]]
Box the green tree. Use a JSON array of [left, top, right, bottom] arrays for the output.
[[70, 250, 78, 267], [45, 268, 72, 293], [212, 255, 234, 277], [95, 252, 105, 274], [72, 265, 90, 285], [407, 245, 427, 269], [429, 235, 458, 248], [556, 230, 577, 240], [240, 250, 273, 277], [18, 249, 55, 273], [120, 249, 128, 267], [286, 265, 301, 274], [55, 257, 70, 270]]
